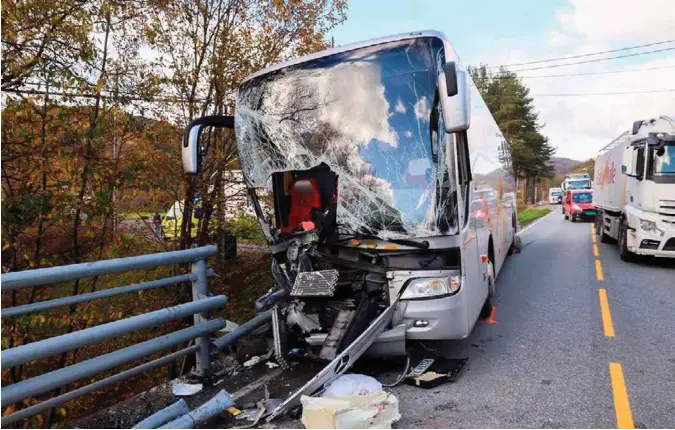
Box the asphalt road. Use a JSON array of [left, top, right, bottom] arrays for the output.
[[390, 206, 675, 429]]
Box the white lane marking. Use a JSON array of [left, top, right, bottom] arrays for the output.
[[517, 210, 555, 236]]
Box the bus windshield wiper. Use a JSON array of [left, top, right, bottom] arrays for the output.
[[335, 234, 429, 250]]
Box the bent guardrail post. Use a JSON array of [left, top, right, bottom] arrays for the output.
[[159, 390, 234, 429], [132, 399, 190, 429], [213, 309, 273, 350]]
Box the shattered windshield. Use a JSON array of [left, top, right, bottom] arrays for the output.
[[568, 179, 590, 189], [235, 37, 457, 238]]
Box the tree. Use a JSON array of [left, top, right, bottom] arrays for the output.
[[144, 0, 347, 250], [469, 64, 556, 203]]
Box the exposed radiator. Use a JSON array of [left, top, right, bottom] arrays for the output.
[[291, 269, 339, 297]]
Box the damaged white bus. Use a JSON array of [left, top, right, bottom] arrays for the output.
[[183, 30, 517, 416]]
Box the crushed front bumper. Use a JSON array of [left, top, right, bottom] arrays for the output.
[[627, 228, 675, 257]]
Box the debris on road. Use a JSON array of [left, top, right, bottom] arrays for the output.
[[403, 357, 468, 389], [323, 374, 383, 397], [243, 356, 263, 368], [171, 382, 203, 397], [300, 392, 401, 429]]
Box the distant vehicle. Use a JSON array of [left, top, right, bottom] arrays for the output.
[[592, 116, 675, 260], [162, 200, 209, 240], [563, 189, 595, 222], [548, 187, 563, 204], [561, 172, 591, 193]]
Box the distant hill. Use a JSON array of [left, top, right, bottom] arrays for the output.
[[550, 156, 582, 176]]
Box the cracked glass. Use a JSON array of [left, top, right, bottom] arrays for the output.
[[235, 37, 458, 239]]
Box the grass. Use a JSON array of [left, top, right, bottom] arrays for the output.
[[518, 206, 551, 227], [123, 211, 166, 220]]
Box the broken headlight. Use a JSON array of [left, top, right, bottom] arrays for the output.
[[640, 218, 664, 236], [400, 276, 461, 299]]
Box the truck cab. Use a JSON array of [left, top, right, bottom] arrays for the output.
[[548, 187, 562, 205], [593, 116, 675, 260], [563, 189, 595, 222]]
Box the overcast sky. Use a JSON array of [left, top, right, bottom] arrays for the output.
[[332, 0, 675, 161]]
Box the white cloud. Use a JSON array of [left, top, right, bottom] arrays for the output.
[[395, 98, 407, 114], [414, 96, 431, 121], [556, 0, 675, 43], [475, 0, 675, 161]]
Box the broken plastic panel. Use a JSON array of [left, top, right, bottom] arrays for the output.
[[235, 37, 460, 240]]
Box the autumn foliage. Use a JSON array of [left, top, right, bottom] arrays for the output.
[[2, 0, 346, 427]]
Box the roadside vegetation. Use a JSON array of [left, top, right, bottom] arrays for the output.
[[518, 206, 552, 227]]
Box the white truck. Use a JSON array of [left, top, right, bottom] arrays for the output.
[[592, 116, 675, 260], [561, 172, 591, 193]]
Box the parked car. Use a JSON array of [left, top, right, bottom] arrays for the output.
[[548, 187, 563, 205], [563, 190, 596, 222]]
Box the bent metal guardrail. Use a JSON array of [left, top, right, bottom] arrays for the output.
[[0, 245, 225, 427]]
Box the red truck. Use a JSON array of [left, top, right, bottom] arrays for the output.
[[563, 189, 596, 222]]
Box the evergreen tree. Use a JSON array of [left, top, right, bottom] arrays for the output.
[[468, 64, 556, 203]]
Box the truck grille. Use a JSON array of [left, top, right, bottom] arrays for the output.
[[291, 269, 339, 297], [658, 200, 675, 224]]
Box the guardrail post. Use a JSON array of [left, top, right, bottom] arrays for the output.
[[191, 258, 211, 378]]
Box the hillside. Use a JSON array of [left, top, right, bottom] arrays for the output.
[[550, 156, 582, 176]]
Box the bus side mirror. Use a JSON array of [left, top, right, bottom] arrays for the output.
[[621, 165, 627, 174], [439, 64, 470, 133], [182, 115, 235, 174], [443, 62, 458, 97]]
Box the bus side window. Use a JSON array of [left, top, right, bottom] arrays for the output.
[[454, 131, 472, 227]]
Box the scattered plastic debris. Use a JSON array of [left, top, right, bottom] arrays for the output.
[[301, 392, 401, 429], [243, 356, 263, 368], [227, 407, 242, 417], [266, 361, 279, 369], [171, 382, 203, 397], [322, 374, 382, 397]]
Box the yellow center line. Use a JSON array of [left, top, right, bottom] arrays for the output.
[[609, 362, 635, 429], [592, 234, 597, 244], [599, 288, 615, 337], [595, 258, 604, 280], [593, 244, 600, 257]]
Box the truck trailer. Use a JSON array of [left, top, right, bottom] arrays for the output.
[[592, 116, 675, 260]]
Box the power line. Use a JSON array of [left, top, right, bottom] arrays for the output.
[[515, 64, 675, 79], [491, 39, 675, 68], [532, 88, 675, 97], [505, 47, 675, 72]]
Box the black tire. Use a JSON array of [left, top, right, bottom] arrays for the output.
[[507, 216, 517, 255], [479, 297, 493, 319], [618, 218, 634, 262], [596, 213, 610, 243], [480, 256, 496, 319]]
